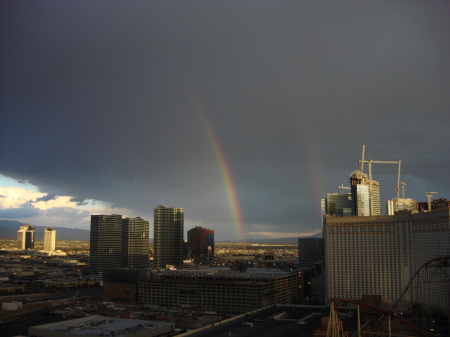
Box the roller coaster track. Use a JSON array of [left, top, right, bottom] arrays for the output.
[[328, 298, 428, 337], [389, 256, 450, 313]]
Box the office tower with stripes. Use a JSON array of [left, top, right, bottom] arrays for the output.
[[153, 205, 184, 269], [122, 217, 149, 269]]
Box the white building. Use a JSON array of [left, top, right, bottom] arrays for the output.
[[17, 225, 35, 249], [44, 226, 56, 252]]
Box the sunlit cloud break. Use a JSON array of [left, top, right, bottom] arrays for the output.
[[246, 230, 322, 239]]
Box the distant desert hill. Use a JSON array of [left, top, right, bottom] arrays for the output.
[[0, 220, 90, 241], [0, 220, 320, 243]]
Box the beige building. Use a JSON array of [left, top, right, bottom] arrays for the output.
[[324, 209, 450, 312], [29, 315, 174, 337], [44, 227, 56, 252]]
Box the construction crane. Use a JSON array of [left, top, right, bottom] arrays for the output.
[[360, 144, 365, 172], [425, 189, 438, 211], [358, 157, 401, 215]]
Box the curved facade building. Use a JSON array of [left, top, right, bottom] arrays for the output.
[[187, 226, 214, 256]]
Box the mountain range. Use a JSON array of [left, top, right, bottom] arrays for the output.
[[0, 220, 320, 243], [0, 220, 90, 241]]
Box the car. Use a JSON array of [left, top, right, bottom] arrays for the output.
[[254, 318, 264, 322], [297, 321, 306, 325]]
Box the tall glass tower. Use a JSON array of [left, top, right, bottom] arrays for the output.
[[122, 217, 149, 269], [90, 214, 123, 274], [153, 205, 184, 269]]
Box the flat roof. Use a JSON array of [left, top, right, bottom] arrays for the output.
[[31, 315, 173, 337]]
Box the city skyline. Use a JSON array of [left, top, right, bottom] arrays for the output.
[[1, 2, 449, 242]]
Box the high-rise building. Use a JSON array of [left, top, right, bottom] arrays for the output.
[[322, 193, 353, 216], [298, 237, 324, 268], [187, 226, 214, 256], [324, 209, 450, 312], [90, 214, 123, 275], [17, 225, 35, 249], [122, 217, 149, 269], [153, 205, 184, 269], [350, 170, 380, 216], [44, 227, 56, 252], [90, 214, 150, 275]]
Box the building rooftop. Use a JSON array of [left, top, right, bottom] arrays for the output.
[[150, 267, 293, 280], [31, 315, 173, 337]]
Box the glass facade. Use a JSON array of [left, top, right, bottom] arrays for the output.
[[90, 214, 123, 274], [153, 205, 184, 269], [122, 217, 149, 269]]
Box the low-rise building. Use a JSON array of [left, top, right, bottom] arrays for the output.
[[138, 268, 302, 314]]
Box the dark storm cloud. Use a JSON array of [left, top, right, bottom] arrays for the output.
[[69, 197, 89, 206], [1, 1, 450, 239], [33, 193, 57, 203], [0, 203, 42, 219]]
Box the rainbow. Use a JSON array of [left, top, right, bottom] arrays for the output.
[[193, 100, 244, 243]]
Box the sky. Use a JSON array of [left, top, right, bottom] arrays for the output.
[[1, 1, 449, 242]]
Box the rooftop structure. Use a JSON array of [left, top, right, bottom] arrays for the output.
[[385, 198, 417, 215]]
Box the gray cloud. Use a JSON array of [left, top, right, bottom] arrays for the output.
[[0, 2, 449, 240], [33, 193, 57, 203], [69, 197, 89, 206], [0, 203, 42, 219]]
